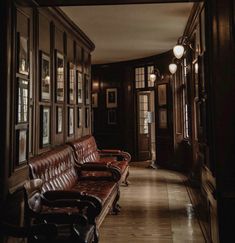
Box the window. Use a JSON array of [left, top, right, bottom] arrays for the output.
[[135, 67, 145, 88], [147, 65, 155, 87], [183, 58, 189, 138], [139, 94, 149, 134]]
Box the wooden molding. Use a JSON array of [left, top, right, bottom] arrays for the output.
[[17, 0, 203, 7]]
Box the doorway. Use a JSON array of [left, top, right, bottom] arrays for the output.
[[137, 91, 156, 161]]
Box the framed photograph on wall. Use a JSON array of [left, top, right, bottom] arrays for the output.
[[41, 106, 50, 147], [56, 106, 63, 133], [17, 78, 29, 123], [68, 62, 75, 104], [159, 108, 167, 129], [158, 84, 167, 106], [106, 88, 117, 108], [84, 75, 90, 105], [68, 107, 74, 136], [108, 109, 117, 125], [77, 71, 83, 104], [92, 93, 98, 108], [17, 32, 29, 76], [17, 129, 27, 164], [77, 107, 82, 128], [55, 51, 64, 102], [85, 108, 89, 128], [40, 52, 50, 101]]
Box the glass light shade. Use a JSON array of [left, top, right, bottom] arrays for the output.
[[149, 73, 156, 82], [173, 45, 185, 59], [169, 63, 177, 74], [195, 63, 199, 74]]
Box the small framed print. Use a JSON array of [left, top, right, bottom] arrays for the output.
[[84, 75, 90, 105], [85, 108, 89, 128], [40, 52, 50, 101], [159, 108, 167, 129], [68, 62, 75, 104], [41, 106, 50, 147], [68, 107, 74, 136], [17, 78, 29, 123], [106, 88, 117, 108], [77, 107, 82, 128], [17, 32, 29, 76], [55, 51, 64, 102], [92, 93, 98, 108], [56, 107, 63, 133], [17, 130, 27, 164], [77, 71, 83, 104], [158, 84, 167, 106], [108, 109, 117, 125]]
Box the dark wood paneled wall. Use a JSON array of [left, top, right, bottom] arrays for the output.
[[92, 51, 174, 162], [0, 2, 94, 242]]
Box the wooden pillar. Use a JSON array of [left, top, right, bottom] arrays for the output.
[[207, 0, 235, 241]]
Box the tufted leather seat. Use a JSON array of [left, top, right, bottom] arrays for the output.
[[68, 135, 131, 185], [29, 145, 121, 229]]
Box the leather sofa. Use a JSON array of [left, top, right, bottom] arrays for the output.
[[28, 145, 122, 238], [68, 135, 131, 186]]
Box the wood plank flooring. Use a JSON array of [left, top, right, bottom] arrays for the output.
[[99, 162, 205, 243]]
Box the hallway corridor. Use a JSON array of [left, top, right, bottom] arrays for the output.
[[100, 162, 205, 243]]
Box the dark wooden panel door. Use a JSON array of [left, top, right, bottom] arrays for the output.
[[156, 82, 174, 167], [137, 92, 151, 161]]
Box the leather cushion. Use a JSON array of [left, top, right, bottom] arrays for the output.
[[72, 180, 117, 206]]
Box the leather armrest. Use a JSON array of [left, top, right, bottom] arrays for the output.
[[98, 149, 131, 162], [98, 149, 122, 154], [79, 163, 121, 182], [42, 190, 102, 217]]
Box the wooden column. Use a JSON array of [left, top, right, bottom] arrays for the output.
[[207, 0, 235, 241]]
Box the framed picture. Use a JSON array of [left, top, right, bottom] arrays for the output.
[[159, 108, 167, 129], [108, 109, 117, 125], [158, 84, 167, 106], [41, 106, 50, 146], [92, 93, 98, 108], [77, 107, 82, 128], [55, 51, 64, 102], [17, 78, 29, 123], [40, 52, 50, 101], [68, 62, 75, 104], [56, 107, 63, 133], [17, 32, 29, 76], [17, 130, 27, 164], [106, 88, 117, 108], [85, 108, 89, 128], [84, 75, 90, 105], [68, 107, 74, 136], [77, 71, 83, 104]]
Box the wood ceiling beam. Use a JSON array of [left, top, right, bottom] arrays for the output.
[[20, 0, 202, 7]]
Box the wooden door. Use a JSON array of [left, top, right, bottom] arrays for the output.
[[137, 92, 151, 161], [156, 82, 174, 166]]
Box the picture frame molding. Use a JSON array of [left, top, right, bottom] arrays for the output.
[[40, 106, 51, 147], [55, 50, 64, 103], [106, 88, 118, 108], [40, 51, 51, 101]]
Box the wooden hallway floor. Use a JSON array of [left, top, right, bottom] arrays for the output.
[[99, 162, 205, 243]]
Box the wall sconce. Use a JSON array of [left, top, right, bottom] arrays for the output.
[[168, 63, 177, 74], [173, 36, 192, 59], [149, 67, 161, 82]]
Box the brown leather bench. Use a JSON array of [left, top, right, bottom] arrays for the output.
[[28, 145, 122, 237], [68, 135, 131, 186]]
